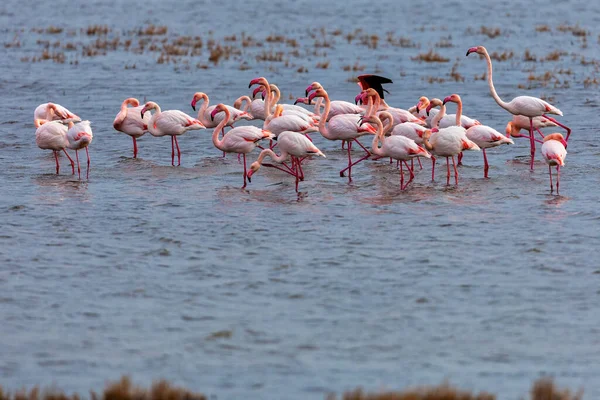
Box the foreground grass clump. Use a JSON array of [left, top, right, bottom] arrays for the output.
[[0, 377, 206, 400], [0, 377, 583, 400]]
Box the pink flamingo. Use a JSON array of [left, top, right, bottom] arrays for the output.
[[309, 88, 377, 181], [443, 94, 514, 178], [365, 112, 431, 189], [247, 131, 326, 192], [390, 122, 428, 170], [210, 104, 274, 188], [67, 120, 93, 179], [113, 98, 150, 158], [34, 119, 75, 175], [424, 99, 480, 185], [34, 103, 80, 124], [505, 115, 558, 140], [467, 45, 570, 170], [416, 96, 480, 129], [541, 133, 568, 193], [140, 101, 205, 166]]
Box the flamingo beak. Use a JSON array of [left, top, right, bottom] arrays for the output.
[[140, 108, 147, 119], [308, 92, 317, 102], [247, 170, 254, 182], [426, 105, 433, 116], [210, 108, 219, 121], [415, 104, 420, 113], [191, 99, 197, 111], [294, 98, 301, 105], [466, 47, 478, 56], [561, 139, 568, 149], [443, 96, 451, 105]]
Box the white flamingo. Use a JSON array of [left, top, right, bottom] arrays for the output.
[[541, 133, 568, 193], [140, 101, 205, 166], [67, 120, 93, 179], [34, 119, 75, 175], [113, 98, 150, 158], [34, 102, 80, 124]]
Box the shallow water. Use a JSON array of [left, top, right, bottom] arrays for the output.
[[1, 0, 600, 399]]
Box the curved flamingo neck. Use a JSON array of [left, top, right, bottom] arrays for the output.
[[270, 85, 281, 106], [256, 148, 288, 164], [198, 94, 210, 125], [454, 98, 462, 126], [234, 96, 252, 112], [370, 116, 385, 157], [483, 49, 510, 111], [379, 111, 394, 135], [262, 80, 272, 119], [212, 107, 231, 150], [317, 94, 333, 139], [431, 104, 446, 129], [314, 97, 324, 117]]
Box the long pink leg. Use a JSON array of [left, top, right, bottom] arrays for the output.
[[535, 128, 545, 139], [483, 148, 489, 178], [556, 165, 560, 194], [390, 157, 393, 164], [174, 136, 181, 166], [513, 133, 544, 144], [399, 161, 404, 189], [458, 152, 463, 165], [171, 136, 175, 166], [133, 137, 138, 158], [446, 157, 451, 185], [452, 155, 458, 184], [529, 117, 535, 170], [417, 157, 422, 169], [85, 147, 90, 180], [242, 153, 247, 188], [548, 165, 553, 192], [297, 157, 305, 181], [431, 156, 436, 181], [341, 141, 346, 150], [405, 160, 415, 185], [54, 150, 60, 174], [75, 149, 81, 179], [339, 139, 371, 178], [542, 115, 571, 142], [262, 162, 296, 176], [293, 157, 299, 192], [62, 149, 75, 174]]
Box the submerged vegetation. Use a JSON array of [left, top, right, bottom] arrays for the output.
[[0, 377, 584, 400]]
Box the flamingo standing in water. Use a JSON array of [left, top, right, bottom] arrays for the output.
[[34, 119, 75, 175], [365, 112, 431, 189], [140, 101, 205, 166], [67, 120, 93, 179], [443, 94, 514, 178], [541, 133, 567, 193], [505, 115, 558, 140], [304, 82, 365, 120], [466, 45, 570, 170], [34, 103, 80, 124], [247, 131, 326, 192], [210, 104, 274, 188], [424, 98, 480, 185], [113, 98, 150, 158], [309, 88, 377, 181], [416, 96, 480, 129]]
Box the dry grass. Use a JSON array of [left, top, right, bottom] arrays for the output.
[[316, 60, 330, 69], [543, 50, 567, 62], [490, 50, 514, 61], [536, 25, 551, 32], [480, 26, 501, 39], [411, 49, 449, 62], [557, 24, 587, 37], [524, 49, 537, 62], [0, 377, 582, 400]]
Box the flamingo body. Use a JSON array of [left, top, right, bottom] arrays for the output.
[[34, 103, 81, 124]]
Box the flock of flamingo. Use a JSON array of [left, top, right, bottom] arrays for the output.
[[34, 46, 571, 193]]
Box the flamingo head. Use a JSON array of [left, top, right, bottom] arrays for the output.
[[425, 98, 443, 116], [415, 96, 430, 113], [466, 46, 486, 56], [140, 102, 157, 119], [123, 98, 140, 108], [294, 97, 309, 105], [355, 91, 367, 105], [47, 103, 69, 120], [210, 104, 228, 121], [305, 82, 322, 97], [308, 88, 328, 103], [191, 92, 207, 111], [544, 133, 568, 149], [505, 121, 520, 138], [34, 119, 47, 128], [246, 161, 261, 182], [249, 77, 268, 88], [443, 94, 461, 105], [252, 86, 265, 100]]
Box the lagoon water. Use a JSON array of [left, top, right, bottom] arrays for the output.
[[1, 0, 600, 398]]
